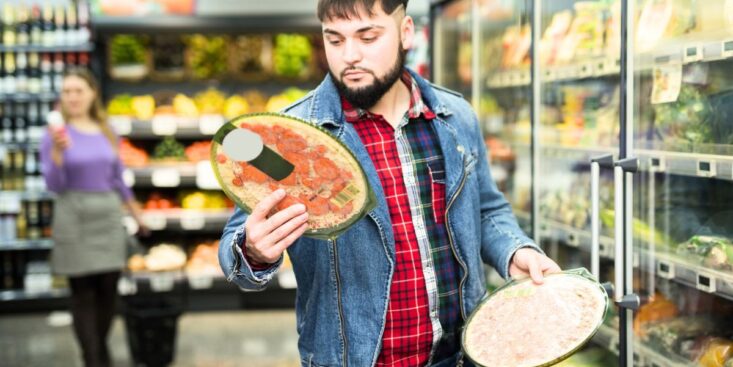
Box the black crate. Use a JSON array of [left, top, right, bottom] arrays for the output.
[[123, 299, 182, 367]]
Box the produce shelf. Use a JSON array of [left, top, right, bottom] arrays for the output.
[[0, 92, 59, 103], [0, 288, 69, 302], [141, 210, 233, 232], [93, 15, 321, 34], [110, 116, 223, 139], [635, 149, 733, 181]]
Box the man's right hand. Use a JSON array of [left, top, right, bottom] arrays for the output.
[[244, 189, 309, 265]]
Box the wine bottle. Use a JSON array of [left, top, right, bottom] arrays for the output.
[[1, 102, 13, 144], [42, 2, 54, 47], [27, 52, 41, 94], [30, 5, 42, 46], [66, 2, 78, 46], [54, 5, 65, 47], [3, 53, 16, 95], [2, 4, 16, 47], [40, 53, 52, 93], [77, 0, 90, 44], [15, 52, 28, 94], [52, 52, 63, 92], [15, 5, 29, 46], [14, 102, 27, 144]]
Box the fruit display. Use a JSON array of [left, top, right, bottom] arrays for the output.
[[142, 243, 187, 272], [194, 88, 227, 115], [223, 95, 250, 119], [144, 192, 179, 210], [186, 34, 228, 79], [151, 35, 186, 80], [184, 140, 212, 162], [230, 35, 272, 78], [107, 94, 135, 116], [676, 235, 733, 271], [265, 87, 308, 112], [185, 241, 222, 276], [152, 136, 186, 162], [108, 35, 149, 80], [173, 94, 199, 118], [132, 95, 156, 120], [179, 191, 230, 211], [243, 90, 268, 113], [119, 138, 149, 168], [212, 113, 377, 239], [273, 34, 313, 79]]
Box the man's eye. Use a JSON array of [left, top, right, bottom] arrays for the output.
[[362, 37, 376, 43], [328, 39, 342, 46]]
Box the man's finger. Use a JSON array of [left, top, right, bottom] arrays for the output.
[[528, 256, 544, 285], [262, 212, 309, 247], [250, 189, 287, 221], [271, 221, 309, 255], [261, 203, 307, 235]]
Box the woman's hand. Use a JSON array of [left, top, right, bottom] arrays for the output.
[[50, 127, 71, 152]]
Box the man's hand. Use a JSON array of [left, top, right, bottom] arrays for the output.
[[244, 189, 309, 265], [509, 247, 561, 285]]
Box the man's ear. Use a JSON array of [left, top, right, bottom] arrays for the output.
[[400, 15, 415, 50]]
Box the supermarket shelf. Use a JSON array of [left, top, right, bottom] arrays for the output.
[[0, 43, 94, 53], [121, 269, 296, 295], [0, 239, 53, 251], [635, 149, 733, 181], [542, 219, 733, 302], [637, 250, 733, 303], [110, 116, 222, 139], [486, 58, 620, 89], [128, 164, 198, 187], [93, 15, 321, 34], [0, 288, 69, 302], [0, 92, 59, 103], [593, 324, 692, 367], [509, 141, 617, 160], [141, 210, 233, 232]]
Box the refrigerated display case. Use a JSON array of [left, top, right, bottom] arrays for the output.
[[432, 0, 733, 366]]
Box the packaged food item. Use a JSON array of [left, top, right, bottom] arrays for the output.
[[211, 113, 377, 239], [676, 235, 733, 271], [462, 268, 608, 367], [697, 338, 733, 367], [633, 292, 679, 337]]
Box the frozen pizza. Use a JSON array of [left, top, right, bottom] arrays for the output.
[[463, 270, 608, 367], [211, 113, 376, 239]]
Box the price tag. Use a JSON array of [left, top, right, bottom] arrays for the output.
[[199, 114, 225, 135], [566, 232, 580, 248], [657, 261, 675, 279], [578, 63, 594, 78], [722, 40, 733, 59], [180, 212, 206, 231], [122, 169, 135, 187], [151, 115, 178, 136], [187, 274, 214, 289], [649, 157, 666, 172], [696, 273, 717, 293], [150, 273, 176, 292], [696, 160, 716, 177], [151, 168, 181, 187], [683, 45, 703, 63], [117, 276, 137, 295], [143, 212, 167, 230], [520, 71, 531, 85], [109, 115, 132, 136], [195, 161, 220, 189], [278, 269, 297, 289]]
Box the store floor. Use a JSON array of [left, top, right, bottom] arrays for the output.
[[0, 310, 301, 367]]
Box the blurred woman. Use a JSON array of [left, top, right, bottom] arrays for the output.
[[40, 67, 147, 367]]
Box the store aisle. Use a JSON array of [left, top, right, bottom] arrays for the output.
[[0, 310, 301, 367]]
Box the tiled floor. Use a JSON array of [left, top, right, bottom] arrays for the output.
[[0, 310, 301, 367]]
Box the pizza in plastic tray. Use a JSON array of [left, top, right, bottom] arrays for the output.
[[462, 268, 609, 367], [211, 113, 377, 239]]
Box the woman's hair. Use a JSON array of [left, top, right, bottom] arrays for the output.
[[61, 66, 117, 149]]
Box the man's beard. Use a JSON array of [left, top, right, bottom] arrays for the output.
[[331, 46, 407, 110]]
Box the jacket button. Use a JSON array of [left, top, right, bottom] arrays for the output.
[[457, 145, 465, 153]]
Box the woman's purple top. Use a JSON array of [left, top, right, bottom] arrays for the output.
[[40, 125, 134, 201]]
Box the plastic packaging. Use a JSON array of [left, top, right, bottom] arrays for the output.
[[211, 113, 377, 240], [462, 268, 609, 367]]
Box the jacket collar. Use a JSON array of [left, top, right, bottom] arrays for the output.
[[307, 68, 453, 127]]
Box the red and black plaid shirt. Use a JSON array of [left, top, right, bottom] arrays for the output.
[[344, 71, 461, 366]]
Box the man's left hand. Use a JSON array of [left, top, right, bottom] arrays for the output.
[[509, 248, 561, 285]]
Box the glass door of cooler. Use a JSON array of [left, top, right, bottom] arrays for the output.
[[536, 0, 621, 365], [629, 0, 733, 366], [431, 0, 474, 101]]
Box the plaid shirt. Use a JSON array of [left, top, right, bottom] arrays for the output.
[[344, 71, 463, 366]]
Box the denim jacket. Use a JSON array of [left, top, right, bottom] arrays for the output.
[[218, 69, 539, 367]]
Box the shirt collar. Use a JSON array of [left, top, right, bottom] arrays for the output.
[[342, 69, 437, 123]]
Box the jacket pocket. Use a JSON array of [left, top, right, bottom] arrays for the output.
[[428, 159, 447, 224]]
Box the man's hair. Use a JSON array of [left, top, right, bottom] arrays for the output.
[[317, 0, 408, 21]]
